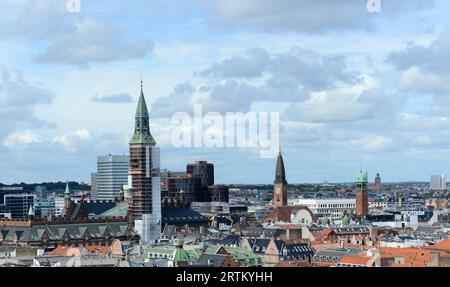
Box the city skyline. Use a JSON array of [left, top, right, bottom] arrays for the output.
[[2, 0, 450, 184]]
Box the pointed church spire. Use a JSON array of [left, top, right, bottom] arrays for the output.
[[130, 78, 156, 145], [274, 149, 287, 184], [64, 181, 70, 197], [28, 204, 34, 217], [135, 81, 149, 119]]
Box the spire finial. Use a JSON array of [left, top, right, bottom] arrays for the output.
[[140, 75, 143, 92]]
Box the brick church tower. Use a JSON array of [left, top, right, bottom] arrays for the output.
[[128, 80, 161, 243], [355, 170, 369, 216], [273, 150, 288, 208]]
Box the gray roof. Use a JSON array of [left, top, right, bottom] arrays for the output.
[[195, 253, 228, 267], [0, 221, 132, 243], [313, 248, 362, 262]]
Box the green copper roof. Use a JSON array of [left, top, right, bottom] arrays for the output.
[[320, 217, 330, 225], [342, 215, 350, 225], [129, 82, 156, 145], [28, 205, 34, 216], [356, 170, 368, 183], [64, 182, 70, 196], [172, 247, 190, 262], [135, 88, 149, 118]]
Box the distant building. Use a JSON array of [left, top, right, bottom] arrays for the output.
[[186, 161, 214, 188], [90, 172, 98, 200], [160, 169, 186, 193], [165, 174, 202, 208], [33, 198, 56, 218], [35, 186, 47, 200], [208, 184, 229, 203], [430, 175, 446, 191], [0, 187, 34, 219], [54, 197, 65, 217], [373, 173, 383, 191], [163, 162, 228, 208], [355, 170, 369, 216], [97, 155, 129, 201], [293, 198, 355, 220], [273, 150, 288, 208]]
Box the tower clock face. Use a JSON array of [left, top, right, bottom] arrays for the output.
[[275, 186, 281, 194]]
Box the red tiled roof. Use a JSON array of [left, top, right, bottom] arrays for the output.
[[48, 246, 70, 256], [339, 255, 372, 265], [424, 238, 450, 251]]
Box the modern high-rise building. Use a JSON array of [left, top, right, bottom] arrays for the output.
[[2, 194, 35, 219], [187, 161, 214, 187], [273, 150, 288, 208], [160, 169, 186, 193], [96, 155, 129, 201], [0, 187, 34, 219], [430, 175, 446, 191], [355, 170, 369, 216], [208, 184, 229, 203], [165, 174, 202, 208], [128, 80, 161, 243], [186, 160, 214, 201]]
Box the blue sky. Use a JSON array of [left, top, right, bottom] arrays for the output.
[[1, 0, 450, 184]]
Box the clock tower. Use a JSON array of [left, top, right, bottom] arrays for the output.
[[128, 79, 161, 244], [273, 150, 288, 208]]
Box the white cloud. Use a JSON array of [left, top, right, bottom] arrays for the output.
[[52, 129, 91, 153], [284, 76, 392, 123], [35, 18, 154, 67], [207, 0, 432, 33], [3, 130, 42, 149], [399, 66, 450, 93], [351, 135, 394, 152], [396, 113, 449, 131], [0, 68, 55, 135]]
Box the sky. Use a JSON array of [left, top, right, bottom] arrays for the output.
[[1, 0, 450, 184]]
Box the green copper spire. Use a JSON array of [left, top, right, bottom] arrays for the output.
[[28, 204, 34, 217], [356, 170, 368, 183], [64, 181, 70, 197], [130, 79, 156, 145]]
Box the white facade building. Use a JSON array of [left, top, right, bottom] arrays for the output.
[[293, 198, 356, 219], [97, 155, 129, 201], [430, 175, 446, 191], [54, 197, 65, 217]]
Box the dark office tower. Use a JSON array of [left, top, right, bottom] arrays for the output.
[[355, 170, 369, 216], [273, 150, 288, 208], [165, 175, 203, 208], [186, 161, 214, 187], [186, 161, 214, 201], [128, 80, 161, 243], [208, 185, 229, 203]]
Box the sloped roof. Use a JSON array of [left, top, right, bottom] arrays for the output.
[[424, 238, 450, 251], [196, 253, 227, 267], [161, 208, 208, 224]]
